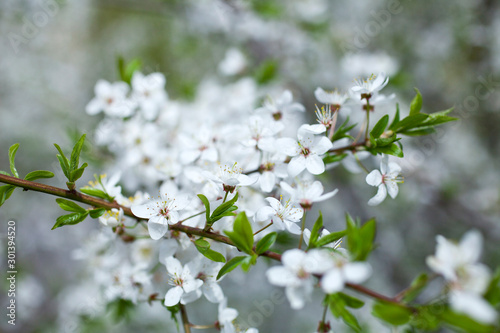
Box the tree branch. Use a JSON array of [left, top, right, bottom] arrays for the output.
[[0, 173, 403, 306]]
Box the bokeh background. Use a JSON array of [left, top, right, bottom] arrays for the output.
[[1, 0, 499, 332]]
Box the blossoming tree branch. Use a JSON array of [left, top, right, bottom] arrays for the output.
[[1, 63, 499, 333]]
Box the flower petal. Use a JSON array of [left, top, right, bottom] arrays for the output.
[[164, 286, 183, 307], [305, 155, 325, 175], [287, 155, 307, 177], [343, 262, 372, 283], [367, 185, 387, 206], [148, 220, 169, 240], [366, 170, 383, 187]]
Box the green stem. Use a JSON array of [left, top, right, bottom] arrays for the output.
[[179, 304, 191, 333], [179, 211, 205, 223], [298, 210, 308, 249], [222, 191, 229, 203], [354, 153, 370, 174], [253, 221, 273, 235]]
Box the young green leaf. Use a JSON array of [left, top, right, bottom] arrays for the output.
[[56, 198, 87, 213], [440, 308, 494, 333], [197, 194, 211, 222], [0, 185, 16, 207], [241, 254, 258, 272], [372, 301, 412, 326], [370, 115, 389, 139], [392, 113, 428, 133], [388, 104, 400, 131], [409, 88, 423, 115], [80, 187, 115, 202], [194, 239, 226, 263], [338, 292, 365, 309], [69, 163, 88, 182], [374, 143, 404, 158], [328, 293, 362, 332], [54, 143, 70, 178], [316, 230, 346, 248], [307, 211, 323, 249], [89, 208, 106, 219], [484, 267, 500, 306], [217, 256, 248, 280], [331, 117, 356, 142], [225, 212, 254, 255], [70, 134, 86, 173], [402, 273, 429, 303], [51, 212, 89, 230], [323, 153, 348, 165], [24, 170, 55, 181], [211, 192, 239, 218], [8, 143, 20, 178], [0, 170, 11, 176], [255, 232, 277, 254]]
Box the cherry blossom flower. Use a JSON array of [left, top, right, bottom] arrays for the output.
[[365, 155, 403, 206], [266, 249, 322, 309], [203, 162, 257, 193], [255, 196, 304, 234], [164, 257, 203, 307], [86, 79, 135, 117], [277, 125, 333, 177], [303, 227, 342, 249], [98, 208, 124, 228], [131, 72, 168, 121], [426, 230, 497, 324], [255, 90, 305, 122], [131, 192, 191, 240], [218, 298, 239, 333], [280, 179, 338, 210], [318, 250, 372, 294], [351, 72, 389, 97], [218, 48, 247, 76], [314, 88, 349, 110]]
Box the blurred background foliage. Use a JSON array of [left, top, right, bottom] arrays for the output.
[[1, 0, 499, 332]]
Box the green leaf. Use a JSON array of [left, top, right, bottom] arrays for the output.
[[316, 230, 346, 248], [211, 192, 239, 220], [409, 88, 422, 115], [345, 215, 376, 261], [358, 218, 376, 261], [225, 212, 254, 255], [54, 143, 70, 178], [374, 143, 404, 158], [388, 104, 400, 131], [393, 113, 428, 132], [194, 239, 226, 263], [89, 208, 106, 219], [328, 294, 362, 332], [80, 187, 115, 202], [69, 163, 88, 182], [51, 212, 89, 230], [402, 273, 429, 303], [254, 59, 278, 85], [372, 301, 412, 326], [216, 256, 248, 280], [56, 198, 87, 213], [338, 293, 365, 309], [106, 298, 135, 323], [331, 117, 356, 142], [255, 232, 277, 254], [440, 308, 494, 333], [118, 57, 142, 85], [8, 143, 20, 178], [307, 211, 323, 249], [0, 185, 16, 207], [484, 267, 500, 306], [24, 170, 54, 181], [197, 194, 211, 223], [370, 115, 389, 139], [70, 134, 86, 173], [0, 170, 11, 176], [241, 254, 258, 272], [323, 153, 348, 165]]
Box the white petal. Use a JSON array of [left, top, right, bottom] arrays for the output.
[[148, 220, 169, 240], [260, 171, 275, 193], [321, 269, 344, 293], [367, 185, 387, 206], [287, 156, 307, 177], [255, 206, 275, 223], [277, 138, 300, 156], [450, 291, 498, 324], [315, 189, 339, 202], [181, 289, 202, 304], [380, 155, 389, 174], [305, 155, 325, 175], [386, 180, 399, 199], [459, 230, 482, 264], [306, 181, 325, 200], [343, 262, 372, 283], [265, 197, 282, 211], [220, 307, 238, 323], [284, 221, 301, 235], [85, 99, 103, 115], [159, 239, 179, 264], [282, 249, 307, 271], [266, 267, 297, 287], [301, 124, 326, 134], [131, 203, 157, 219], [286, 285, 310, 309], [183, 278, 203, 293], [312, 136, 333, 155], [203, 282, 224, 303], [164, 286, 183, 307], [165, 257, 183, 275], [366, 170, 383, 187]]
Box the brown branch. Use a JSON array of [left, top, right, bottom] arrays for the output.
[[0, 173, 404, 307], [0, 174, 132, 216], [179, 304, 191, 333]]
